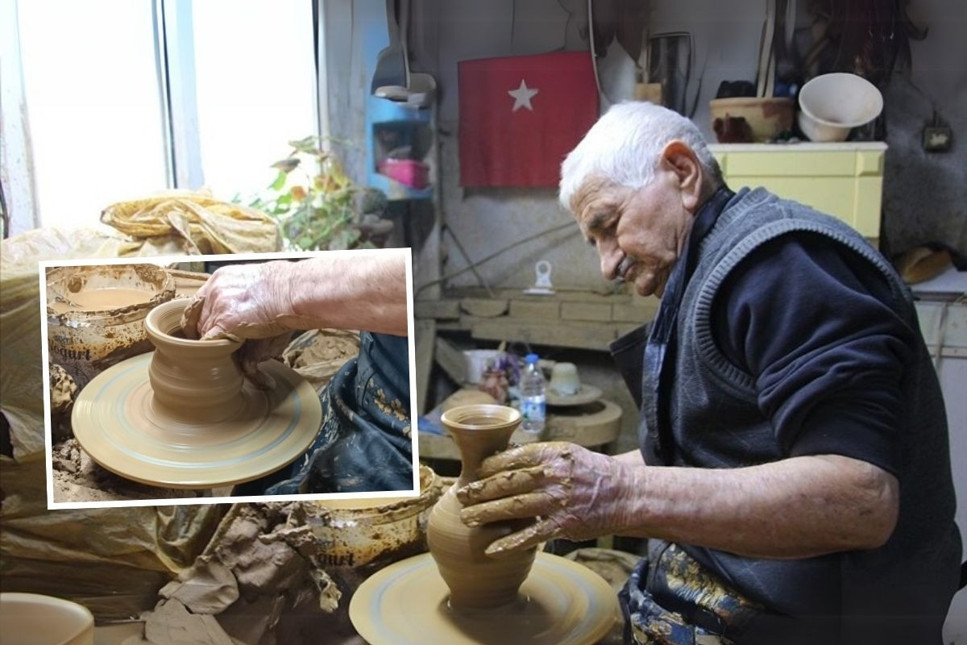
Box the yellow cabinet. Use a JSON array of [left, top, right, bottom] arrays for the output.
[[709, 142, 887, 238]]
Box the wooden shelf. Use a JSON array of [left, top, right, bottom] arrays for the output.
[[416, 289, 659, 352]]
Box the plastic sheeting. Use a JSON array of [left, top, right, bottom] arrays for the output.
[[0, 194, 281, 619], [100, 193, 282, 256]]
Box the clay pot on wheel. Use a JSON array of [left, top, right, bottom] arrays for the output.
[[426, 404, 537, 609], [145, 299, 243, 424]]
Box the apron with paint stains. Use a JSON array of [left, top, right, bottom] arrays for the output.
[[235, 332, 414, 495], [619, 541, 764, 645]]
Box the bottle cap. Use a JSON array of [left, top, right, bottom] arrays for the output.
[[525, 353, 539, 363]]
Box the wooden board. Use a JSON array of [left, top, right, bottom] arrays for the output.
[[471, 318, 619, 351], [433, 336, 467, 384], [460, 298, 509, 317]]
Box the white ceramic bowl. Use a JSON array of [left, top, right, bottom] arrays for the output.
[[796, 110, 848, 142], [797, 73, 883, 142], [0, 593, 95, 645]]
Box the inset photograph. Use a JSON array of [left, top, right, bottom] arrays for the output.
[[43, 250, 417, 508]]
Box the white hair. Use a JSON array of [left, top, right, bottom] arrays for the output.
[[559, 101, 722, 210]]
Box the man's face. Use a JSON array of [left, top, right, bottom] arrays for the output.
[[571, 170, 694, 298]]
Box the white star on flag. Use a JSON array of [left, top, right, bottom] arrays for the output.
[[508, 79, 538, 112]]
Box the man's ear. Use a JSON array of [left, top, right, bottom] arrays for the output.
[[660, 140, 703, 212]]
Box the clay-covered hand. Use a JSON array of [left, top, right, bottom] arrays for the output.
[[456, 441, 642, 556], [181, 294, 291, 389], [180, 262, 305, 389], [183, 261, 305, 341], [232, 334, 293, 389]]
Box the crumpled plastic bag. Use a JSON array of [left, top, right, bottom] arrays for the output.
[[0, 227, 167, 459], [2, 194, 281, 460], [0, 203, 279, 620], [0, 455, 223, 620], [100, 193, 282, 255]]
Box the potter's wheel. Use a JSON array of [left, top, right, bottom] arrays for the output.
[[349, 552, 619, 645], [72, 353, 322, 489]]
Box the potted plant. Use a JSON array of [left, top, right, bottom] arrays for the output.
[[242, 136, 393, 251]]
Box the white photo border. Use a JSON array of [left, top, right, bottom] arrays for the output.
[[40, 249, 421, 510]]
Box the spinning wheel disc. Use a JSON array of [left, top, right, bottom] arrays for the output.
[[349, 552, 620, 645], [71, 353, 322, 489]]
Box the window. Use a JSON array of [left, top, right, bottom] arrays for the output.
[[11, 0, 319, 230], [190, 0, 318, 201], [17, 0, 167, 230]]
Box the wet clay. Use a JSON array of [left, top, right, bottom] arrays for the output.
[[49, 363, 78, 443], [145, 299, 244, 424], [48, 287, 157, 314], [425, 404, 537, 610], [51, 438, 192, 503], [349, 405, 620, 644]]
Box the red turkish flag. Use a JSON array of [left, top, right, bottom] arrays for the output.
[[459, 52, 599, 188]]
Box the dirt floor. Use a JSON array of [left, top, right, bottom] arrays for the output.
[[51, 438, 206, 502]]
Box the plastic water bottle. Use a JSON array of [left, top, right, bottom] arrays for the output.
[[519, 353, 546, 435]]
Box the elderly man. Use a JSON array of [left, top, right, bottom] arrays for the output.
[[457, 101, 961, 644]]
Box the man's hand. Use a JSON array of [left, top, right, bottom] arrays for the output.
[[456, 442, 640, 556], [182, 261, 296, 341], [180, 262, 297, 389]]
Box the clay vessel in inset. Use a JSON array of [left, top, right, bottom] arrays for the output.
[[425, 404, 537, 609], [145, 299, 244, 424]]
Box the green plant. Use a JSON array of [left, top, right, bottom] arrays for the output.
[[244, 136, 383, 251]]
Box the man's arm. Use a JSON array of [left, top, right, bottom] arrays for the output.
[[287, 251, 409, 336], [615, 452, 899, 558], [458, 443, 899, 558], [189, 249, 409, 340]]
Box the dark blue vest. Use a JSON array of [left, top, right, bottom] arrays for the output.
[[636, 188, 961, 640]]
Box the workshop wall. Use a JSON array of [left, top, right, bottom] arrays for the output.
[[324, 0, 965, 295], [412, 0, 772, 293], [879, 0, 967, 255], [319, 0, 967, 478]]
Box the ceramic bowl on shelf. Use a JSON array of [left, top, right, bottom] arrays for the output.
[[797, 73, 883, 142]]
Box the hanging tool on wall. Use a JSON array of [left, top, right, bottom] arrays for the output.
[[802, 0, 927, 85], [772, 0, 802, 96], [371, 0, 410, 99], [756, 0, 777, 98], [648, 31, 693, 116]]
